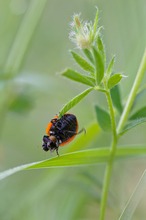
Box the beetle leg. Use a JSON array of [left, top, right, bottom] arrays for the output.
[[63, 128, 86, 135], [56, 147, 59, 157], [77, 128, 86, 135]]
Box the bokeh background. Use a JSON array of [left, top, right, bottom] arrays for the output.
[[0, 0, 146, 219]]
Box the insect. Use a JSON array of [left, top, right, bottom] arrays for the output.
[[42, 113, 84, 156]]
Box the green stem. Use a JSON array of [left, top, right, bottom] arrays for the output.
[[3, 0, 48, 75], [99, 48, 146, 219], [99, 90, 118, 220], [117, 48, 146, 134], [105, 91, 117, 150]]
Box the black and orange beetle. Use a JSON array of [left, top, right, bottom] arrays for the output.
[[42, 113, 84, 156]]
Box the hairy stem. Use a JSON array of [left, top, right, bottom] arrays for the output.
[[100, 48, 146, 219], [99, 90, 118, 220]]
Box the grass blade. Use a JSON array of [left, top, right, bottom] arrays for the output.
[[0, 162, 40, 181], [1, 146, 146, 180], [119, 169, 146, 220], [120, 118, 146, 135], [129, 106, 146, 120]]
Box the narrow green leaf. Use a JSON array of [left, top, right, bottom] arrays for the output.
[[97, 35, 105, 62], [106, 55, 115, 76], [93, 47, 104, 84], [119, 169, 146, 220], [22, 147, 146, 168], [110, 85, 123, 114], [83, 48, 94, 64], [59, 87, 93, 117], [129, 107, 146, 120], [0, 163, 39, 181], [108, 73, 123, 89], [1, 146, 146, 180], [95, 105, 111, 131], [62, 69, 95, 86], [92, 7, 99, 39], [119, 118, 146, 135], [28, 148, 109, 169], [70, 51, 94, 73]]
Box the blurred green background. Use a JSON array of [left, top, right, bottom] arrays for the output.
[[0, 0, 146, 219]]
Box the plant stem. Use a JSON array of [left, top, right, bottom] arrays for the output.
[[4, 0, 48, 75], [117, 48, 146, 134], [99, 48, 146, 219], [105, 91, 117, 150], [99, 90, 118, 220]]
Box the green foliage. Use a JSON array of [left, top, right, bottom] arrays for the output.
[[92, 7, 99, 40], [97, 35, 105, 62], [59, 87, 93, 117], [62, 69, 95, 86], [106, 55, 115, 76], [107, 73, 123, 89], [95, 105, 111, 131], [92, 47, 104, 84], [70, 51, 95, 73], [110, 85, 123, 114], [129, 106, 146, 120], [9, 91, 34, 114], [83, 48, 94, 63], [119, 118, 146, 135], [0, 5, 146, 220], [119, 169, 146, 220], [1, 146, 146, 180], [68, 122, 100, 152]]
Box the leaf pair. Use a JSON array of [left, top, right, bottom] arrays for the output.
[[61, 50, 96, 88], [60, 50, 96, 116], [106, 56, 124, 90], [62, 37, 105, 88]]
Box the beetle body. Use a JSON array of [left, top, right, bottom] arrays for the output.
[[42, 113, 79, 155]]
